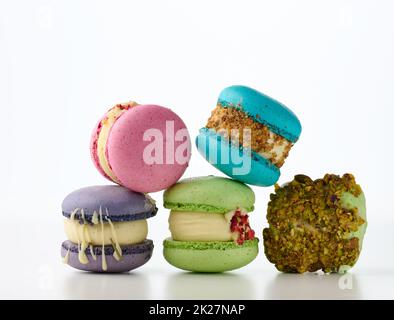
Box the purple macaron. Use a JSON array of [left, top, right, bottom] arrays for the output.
[[61, 185, 157, 273]]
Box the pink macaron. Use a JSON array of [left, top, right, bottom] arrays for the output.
[[90, 102, 191, 193]]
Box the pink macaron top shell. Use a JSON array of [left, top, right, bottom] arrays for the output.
[[106, 105, 191, 193]]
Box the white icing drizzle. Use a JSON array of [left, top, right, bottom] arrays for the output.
[[69, 208, 82, 261], [99, 207, 107, 271], [110, 239, 122, 261], [105, 208, 122, 261], [78, 242, 89, 264], [81, 209, 92, 243], [65, 206, 127, 270], [92, 211, 99, 225], [77, 209, 89, 265], [70, 208, 79, 221], [62, 248, 70, 264], [90, 244, 97, 261]]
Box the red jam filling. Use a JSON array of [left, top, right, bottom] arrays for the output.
[[230, 209, 255, 245]]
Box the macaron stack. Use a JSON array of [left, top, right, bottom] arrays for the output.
[[159, 85, 304, 273], [61, 101, 191, 273], [62, 84, 367, 275]]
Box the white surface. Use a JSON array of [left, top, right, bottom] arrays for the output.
[[1, 218, 394, 299], [1, 0, 394, 299]]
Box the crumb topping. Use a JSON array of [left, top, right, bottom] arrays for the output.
[[206, 105, 292, 167]]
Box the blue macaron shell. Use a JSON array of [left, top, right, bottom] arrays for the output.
[[218, 85, 302, 142], [196, 128, 280, 186], [62, 185, 157, 223]]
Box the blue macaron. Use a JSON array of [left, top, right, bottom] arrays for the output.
[[196, 85, 302, 186]]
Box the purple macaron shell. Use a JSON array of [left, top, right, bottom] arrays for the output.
[[61, 240, 154, 273], [62, 185, 157, 223]]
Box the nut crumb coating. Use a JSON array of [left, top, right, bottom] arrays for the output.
[[206, 105, 293, 167], [263, 174, 366, 273]]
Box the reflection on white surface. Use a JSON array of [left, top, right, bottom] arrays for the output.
[[1, 219, 394, 299], [61, 272, 150, 300], [264, 273, 362, 300], [2, 217, 393, 299], [165, 272, 255, 300]]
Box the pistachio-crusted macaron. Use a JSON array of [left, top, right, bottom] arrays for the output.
[[263, 174, 367, 273]]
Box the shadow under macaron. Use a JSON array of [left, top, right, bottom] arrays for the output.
[[263, 272, 362, 300], [61, 271, 150, 300], [164, 272, 255, 300]]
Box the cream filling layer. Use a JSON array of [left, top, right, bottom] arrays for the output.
[[63, 208, 148, 270], [64, 219, 148, 246], [169, 210, 238, 241], [258, 133, 292, 165], [97, 102, 138, 183], [207, 106, 293, 167]]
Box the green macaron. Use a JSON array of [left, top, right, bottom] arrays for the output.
[[163, 175, 255, 213], [163, 176, 259, 273]]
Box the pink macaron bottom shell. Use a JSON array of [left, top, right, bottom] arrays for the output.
[[90, 116, 113, 182], [106, 105, 191, 193]]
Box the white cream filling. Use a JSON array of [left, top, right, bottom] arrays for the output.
[[96, 101, 138, 183], [63, 208, 147, 269], [168, 209, 248, 242], [64, 218, 147, 246]]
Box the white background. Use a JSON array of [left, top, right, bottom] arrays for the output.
[[0, 0, 393, 299]]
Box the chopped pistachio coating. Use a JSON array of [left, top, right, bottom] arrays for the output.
[[263, 173, 366, 273]]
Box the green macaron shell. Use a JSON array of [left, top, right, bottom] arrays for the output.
[[338, 191, 367, 273], [163, 238, 259, 272], [164, 238, 259, 250], [163, 176, 255, 213]]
